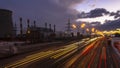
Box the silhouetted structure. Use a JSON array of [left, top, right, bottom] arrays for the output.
[[65, 18, 72, 37], [0, 9, 14, 38], [26, 26, 55, 43], [45, 22, 47, 28], [66, 19, 71, 33], [20, 17, 23, 36], [13, 23, 17, 37], [53, 24, 56, 32], [49, 24, 51, 30], [33, 20, 36, 27], [27, 19, 30, 28]]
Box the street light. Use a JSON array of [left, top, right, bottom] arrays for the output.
[[95, 30, 98, 33], [86, 28, 89, 36], [91, 27, 95, 33], [81, 23, 86, 28], [81, 23, 86, 35], [72, 24, 77, 29], [27, 30, 31, 34], [86, 28, 89, 32]]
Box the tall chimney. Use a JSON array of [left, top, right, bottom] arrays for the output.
[[34, 20, 36, 27], [14, 22, 17, 30], [49, 24, 51, 30], [54, 24, 56, 32], [14, 22, 17, 36], [20, 17, 23, 35], [45, 22, 47, 28], [27, 19, 30, 28]]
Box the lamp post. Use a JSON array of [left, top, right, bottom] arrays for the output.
[[86, 28, 89, 35], [80, 23, 86, 35], [91, 27, 96, 37], [71, 24, 81, 37], [71, 24, 77, 37], [91, 27, 95, 33]]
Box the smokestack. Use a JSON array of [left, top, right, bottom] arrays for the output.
[[20, 17, 23, 35], [34, 20, 36, 27], [53, 24, 56, 32], [45, 22, 47, 28], [14, 22, 17, 30], [14, 22, 17, 36], [49, 24, 51, 30], [68, 18, 70, 24], [27, 19, 30, 28]]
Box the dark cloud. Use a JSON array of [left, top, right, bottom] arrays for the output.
[[89, 8, 109, 17], [112, 10, 120, 18], [51, 0, 85, 16], [53, 0, 84, 8], [77, 8, 120, 30], [95, 19, 120, 31], [78, 8, 120, 19], [78, 8, 109, 18], [0, 0, 85, 31]]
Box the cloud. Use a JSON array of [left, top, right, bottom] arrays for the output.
[[52, 0, 84, 8], [96, 19, 120, 31], [89, 4, 96, 8], [78, 8, 109, 18], [110, 10, 120, 18], [76, 14, 118, 24], [76, 8, 120, 31], [51, 0, 85, 15], [77, 8, 120, 24]]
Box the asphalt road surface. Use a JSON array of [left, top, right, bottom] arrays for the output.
[[1, 37, 120, 68]]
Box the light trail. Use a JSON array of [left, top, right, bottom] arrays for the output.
[[4, 38, 92, 68], [63, 38, 100, 68]]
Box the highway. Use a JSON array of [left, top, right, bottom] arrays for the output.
[[2, 37, 120, 68]]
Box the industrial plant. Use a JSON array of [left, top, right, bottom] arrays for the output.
[[0, 9, 14, 39]]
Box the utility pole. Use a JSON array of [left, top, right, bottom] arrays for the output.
[[66, 18, 71, 36]]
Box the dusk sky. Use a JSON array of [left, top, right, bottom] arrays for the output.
[[0, 0, 120, 31], [75, 0, 120, 12]]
